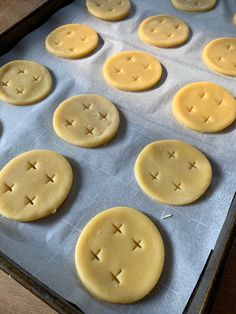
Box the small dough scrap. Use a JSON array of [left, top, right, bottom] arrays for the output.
[[53, 94, 120, 147], [171, 0, 216, 12], [202, 37, 236, 77], [172, 82, 236, 133], [139, 15, 189, 48], [135, 140, 212, 205], [75, 206, 165, 303], [0, 150, 73, 222], [86, 0, 131, 21], [103, 50, 162, 91], [45, 24, 98, 59], [0, 60, 52, 105]]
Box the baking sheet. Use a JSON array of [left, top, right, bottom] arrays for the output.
[[0, 0, 236, 313]]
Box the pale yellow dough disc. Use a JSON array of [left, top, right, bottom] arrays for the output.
[[172, 82, 236, 133], [45, 24, 98, 59], [135, 140, 212, 206], [171, 0, 216, 12], [0, 150, 73, 222], [53, 94, 120, 147], [139, 15, 189, 48], [233, 14, 236, 25], [0, 60, 52, 105], [202, 37, 236, 77], [103, 50, 162, 91], [86, 0, 131, 21], [75, 206, 165, 303]]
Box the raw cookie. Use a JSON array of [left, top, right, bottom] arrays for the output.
[[135, 140, 212, 205], [172, 82, 236, 133], [0, 150, 73, 222], [139, 15, 189, 48], [0, 60, 52, 105], [171, 0, 216, 12], [202, 37, 236, 77], [103, 50, 162, 91], [53, 94, 120, 147], [75, 206, 164, 303], [233, 14, 236, 25], [86, 0, 131, 21], [45, 24, 99, 59]]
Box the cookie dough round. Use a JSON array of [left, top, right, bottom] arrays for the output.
[[45, 24, 99, 59], [171, 0, 216, 12], [0, 60, 52, 105], [75, 206, 165, 303], [233, 14, 236, 25], [202, 37, 236, 77], [86, 0, 131, 21], [139, 15, 189, 48], [172, 82, 236, 133], [135, 140, 212, 205], [53, 94, 120, 147], [0, 150, 73, 222], [103, 50, 162, 91]]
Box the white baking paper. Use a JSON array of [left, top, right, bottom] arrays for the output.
[[0, 1, 236, 313]]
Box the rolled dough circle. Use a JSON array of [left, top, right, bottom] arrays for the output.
[[172, 82, 236, 133], [75, 206, 165, 303], [171, 0, 216, 12], [0, 150, 73, 222], [45, 24, 99, 59], [139, 15, 189, 48], [202, 37, 236, 77], [86, 0, 131, 21], [53, 94, 120, 147], [135, 140, 212, 205], [0, 60, 52, 105], [103, 50, 162, 91]]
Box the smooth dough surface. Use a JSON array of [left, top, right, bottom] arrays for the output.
[[75, 206, 165, 303], [171, 0, 216, 12], [45, 24, 98, 59], [135, 140, 212, 205], [86, 0, 131, 21], [139, 15, 189, 48], [202, 37, 236, 77], [233, 14, 236, 25], [172, 82, 236, 133], [0, 60, 52, 105], [53, 94, 120, 147], [103, 50, 162, 91], [0, 150, 73, 222]]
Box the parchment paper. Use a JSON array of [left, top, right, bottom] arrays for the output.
[[0, 1, 236, 313]]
